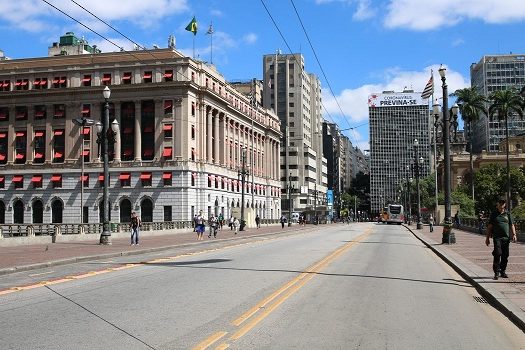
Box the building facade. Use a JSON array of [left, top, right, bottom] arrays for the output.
[[470, 54, 525, 153], [0, 42, 282, 225], [368, 90, 431, 213], [262, 53, 327, 217]]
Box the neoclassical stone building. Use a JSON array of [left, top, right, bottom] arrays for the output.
[[0, 45, 282, 224]]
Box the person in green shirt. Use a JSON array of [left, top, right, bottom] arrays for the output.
[[486, 198, 517, 280]]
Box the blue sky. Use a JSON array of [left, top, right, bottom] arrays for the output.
[[1, 0, 525, 150]]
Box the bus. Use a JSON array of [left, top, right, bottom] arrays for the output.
[[387, 204, 404, 224]]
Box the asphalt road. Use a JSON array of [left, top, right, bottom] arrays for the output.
[[1, 223, 524, 349]]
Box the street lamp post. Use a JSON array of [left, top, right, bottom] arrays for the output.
[[438, 65, 458, 244], [288, 172, 293, 227], [414, 139, 423, 229], [73, 117, 96, 223], [238, 148, 249, 231], [97, 86, 119, 245]]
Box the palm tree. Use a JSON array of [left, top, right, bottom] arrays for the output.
[[452, 87, 488, 202], [488, 88, 525, 210]]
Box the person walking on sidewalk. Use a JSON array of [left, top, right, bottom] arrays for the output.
[[486, 198, 517, 280], [255, 214, 261, 229], [233, 217, 240, 234], [428, 214, 434, 232], [196, 211, 206, 241], [130, 212, 141, 245]]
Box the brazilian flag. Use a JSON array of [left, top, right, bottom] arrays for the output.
[[185, 16, 197, 35]]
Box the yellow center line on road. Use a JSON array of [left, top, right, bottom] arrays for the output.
[[194, 227, 373, 349], [192, 331, 228, 350]]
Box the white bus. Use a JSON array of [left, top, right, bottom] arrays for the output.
[[387, 204, 404, 224]]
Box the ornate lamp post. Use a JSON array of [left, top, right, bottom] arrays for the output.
[[96, 86, 119, 245], [238, 148, 249, 231], [414, 139, 423, 229], [437, 65, 459, 244]]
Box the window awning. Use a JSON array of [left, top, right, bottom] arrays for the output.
[[140, 173, 152, 180], [59, 78, 66, 83], [54, 151, 63, 158], [31, 175, 43, 182], [122, 74, 131, 80], [163, 147, 172, 157], [81, 107, 90, 114], [52, 78, 59, 84], [82, 76, 91, 82], [98, 174, 104, 181], [164, 100, 173, 110], [0, 154, 5, 161], [162, 172, 172, 180], [40, 79, 47, 86], [119, 173, 131, 180], [34, 152, 43, 159], [0, 132, 6, 138], [82, 127, 90, 135], [2, 82, 9, 87], [82, 150, 90, 156], [102, 75, 111, 82], [34, 131, 44, 137], [35, 111, 45, 117], [16, 113, 27, 119], [164, 71, 173, 78], [54, 110, 65, 117], [54, 129, 64, 136], [143, 149, 153, 157], [33, 80, 41, 85], [81, 175, 89, 181], [143, 73, 152, 79], [15, 153, 25, 159], [0, 175, 4, 181], [163, 124, 173, 131], [13, 175, 23, 182], [21, 80, 28, 86], [15, 81, 22, 86], [51, 175, 62, 182]]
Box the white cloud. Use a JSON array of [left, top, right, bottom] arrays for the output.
[[243, 33, 258, 44], [322, 65, 469, 148], [0, 0, 189, 33], [384, 0, 525, 30], [353, 0, 375, 21]]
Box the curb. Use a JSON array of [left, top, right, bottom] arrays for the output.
[[405, 224, 525, 333]]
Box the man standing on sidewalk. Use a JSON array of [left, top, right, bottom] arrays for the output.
[[486, 198, 517, 280]]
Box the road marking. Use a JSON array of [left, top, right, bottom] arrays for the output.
[[28, 271, 55, 277], [191, 227, 373, 348], [192, 331, 228, 350]]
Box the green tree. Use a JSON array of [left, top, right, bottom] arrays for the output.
[[488, 88, 524, 210], [452, 87, 488, 201], [350, 172, 370, 214]]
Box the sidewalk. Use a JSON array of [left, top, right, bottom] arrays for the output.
[[0, 223, 298, 275], [407, 223, 525, 332]]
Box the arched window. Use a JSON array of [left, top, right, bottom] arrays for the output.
[[140, 198, 153, 223], [13, 199, 24, 224], [0, 201, 5, 224], [32, 200, 44, 223], [120, 198, 132, 223], [51, 199, 63, 223]]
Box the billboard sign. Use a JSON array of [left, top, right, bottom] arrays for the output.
[[327, 190, 334, 206], [368, 92, 425, 108]]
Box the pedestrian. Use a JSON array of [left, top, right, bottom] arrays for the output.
[[478, 212, 485, 234], [280, 215, 286, 229], [233, 217, 240, 234], [209, 215, 218, 238], [428, 214, 434, 232], [130, 211, 141, 245], [486, 198, 517, 280], [454, 211, 460, 228], [196, 210, 206, 240], [218, 213, 224, 230], [255, 214, 260, 229], [193, 214, 198, 232], [229, 216, 234, 230]]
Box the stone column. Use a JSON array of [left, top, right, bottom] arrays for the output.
[[113, 102, 121, 162], [134, 101, 142, 161], [207, 108, 213, 163], [213, 111, 219, 165]]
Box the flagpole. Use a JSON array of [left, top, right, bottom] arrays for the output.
[[193, 36, 195, 59], [207, 23, 214, 64]]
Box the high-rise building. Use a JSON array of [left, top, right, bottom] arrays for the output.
[[0, 36, 282, 225], [470, 54, 525, 153], [262, 53, 327, 218], [368, 90, 430, 213]]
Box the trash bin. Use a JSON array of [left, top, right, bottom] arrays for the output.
[[110, 222, 118, 232]]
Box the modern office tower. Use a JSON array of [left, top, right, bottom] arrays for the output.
[[470, 54, 525, 153], [262, 53, 327, 218], [0, 34, 282, 225], [368, 90, 431, 213]]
